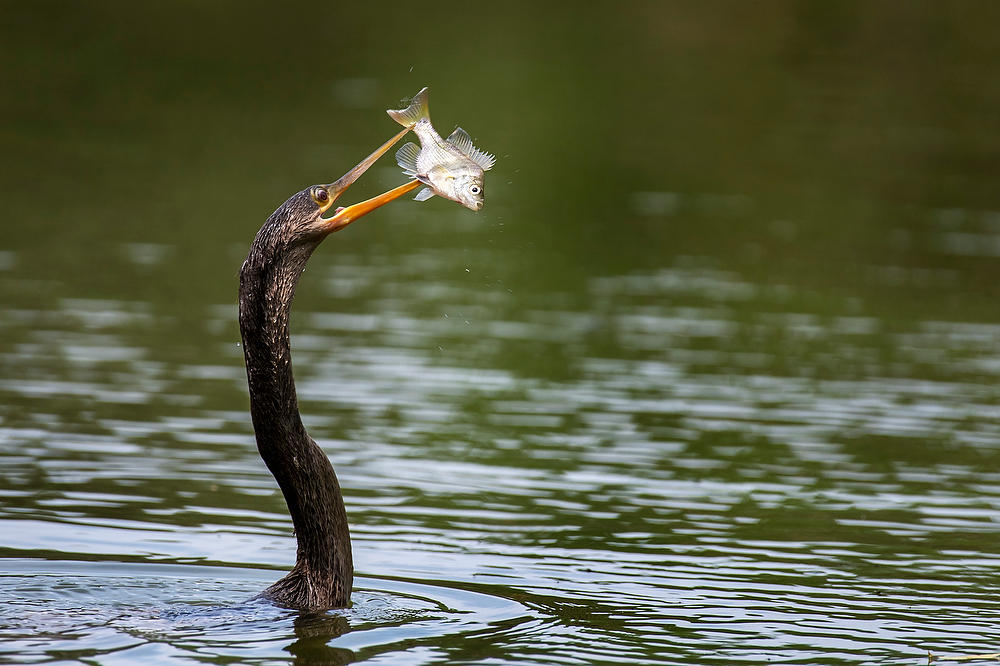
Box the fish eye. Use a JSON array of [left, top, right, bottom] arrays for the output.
[[469, 185, 481, 195], [311, 187, 330, 205]]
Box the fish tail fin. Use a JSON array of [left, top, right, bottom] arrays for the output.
[[387, 87, 430, 128]]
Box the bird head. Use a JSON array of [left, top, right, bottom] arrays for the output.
[[273, 126, 422, 244]]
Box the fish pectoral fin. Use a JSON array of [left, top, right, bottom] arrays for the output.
[[395, 142, 421, 176], [446, 126, 495, 171], [414, 187, 436, 202]]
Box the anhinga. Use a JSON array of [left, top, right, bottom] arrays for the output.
[[238, 127, 420, 610]]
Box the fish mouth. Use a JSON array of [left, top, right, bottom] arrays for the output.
[[461, 198, 484, 212], [318, 127, 421, 232]]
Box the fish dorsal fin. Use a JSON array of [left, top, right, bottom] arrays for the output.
[[395, 142, 421, 176], [446, 126, 495, 171], [414, 187, 435, 202], [445, 127, 475, 155], [387, 87, 430, 128], [471, 146, 496, 171]]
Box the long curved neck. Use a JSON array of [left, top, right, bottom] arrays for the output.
[[238, 227, 353, 609]]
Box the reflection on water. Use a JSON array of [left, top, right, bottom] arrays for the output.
[[4, 231, 1000, 663], [0, 561, 527, 665], [3, 1, 1000, 664]]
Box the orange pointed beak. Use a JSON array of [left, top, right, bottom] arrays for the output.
[[318, 126, 422, 233], [323, 179, 422, 233]]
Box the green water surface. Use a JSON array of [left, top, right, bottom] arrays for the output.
[[2, 3, 1000, 664]]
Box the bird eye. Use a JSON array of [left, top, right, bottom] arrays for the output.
[[312, 188, 330, 204], [469, 185, 481, 195]]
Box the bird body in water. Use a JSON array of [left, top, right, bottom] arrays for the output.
[[238, 128, 420, 610]]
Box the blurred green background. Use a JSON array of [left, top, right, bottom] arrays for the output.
[[4, 1, 999, 318]]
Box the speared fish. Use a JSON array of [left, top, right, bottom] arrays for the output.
[[387, 87, 495, 211]]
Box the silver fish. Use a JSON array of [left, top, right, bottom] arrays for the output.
[[387, 87, 495, 211]]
